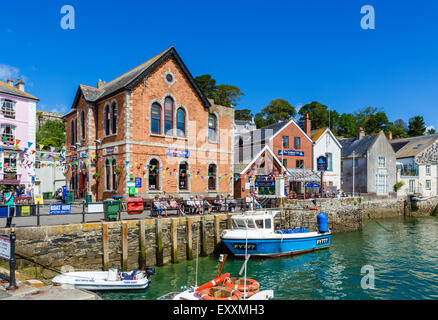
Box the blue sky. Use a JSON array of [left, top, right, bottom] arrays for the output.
[[1, 0, 437, 130]]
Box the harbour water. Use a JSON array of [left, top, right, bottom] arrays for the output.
[[98, 216, 438, 300]]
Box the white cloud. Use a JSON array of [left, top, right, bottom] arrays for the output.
[[0, 64, 20, 81], [426, 125, 435, 133]]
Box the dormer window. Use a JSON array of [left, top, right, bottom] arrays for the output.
[[1, 99, 16, 119]]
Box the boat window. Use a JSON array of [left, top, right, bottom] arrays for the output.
[[264, 219, 272, 229], [235, 219, 247, 229], [255, 219, 264, 229], [247, 219, 256, 229], [232, 220, 239, 229]]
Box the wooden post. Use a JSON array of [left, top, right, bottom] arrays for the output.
[[155, 219, 163, 266], [139, 220, 146, 268], [186, 217, 193, 260], [214, 216, 221, 246], [171, 218, 178, 264], [200, 217, 207, 257], [121, 222, 128, 271], [102, 223, 109, 271]]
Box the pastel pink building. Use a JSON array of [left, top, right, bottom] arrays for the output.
[[0, 78, 38, 189]]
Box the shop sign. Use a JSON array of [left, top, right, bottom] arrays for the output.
[[166, 148, 190, 158], [135, 177, 142, 188], [49, 204, 71, 215], [103, 146, 118, 155], [0, 235, 11, 260], [278, 150, 304, 157]]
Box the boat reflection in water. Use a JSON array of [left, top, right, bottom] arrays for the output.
[[220, 210, 331, 257]]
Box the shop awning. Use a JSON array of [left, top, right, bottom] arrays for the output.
[[287, 169, 321, 182]]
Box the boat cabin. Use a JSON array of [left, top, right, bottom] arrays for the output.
[[231, 212, 277, 231]]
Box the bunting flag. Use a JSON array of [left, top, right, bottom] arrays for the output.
[[39, 145, 44, 151]]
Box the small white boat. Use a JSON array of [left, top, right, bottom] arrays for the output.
[[52, 266, 155, 291], [165, 287, 274, 300]]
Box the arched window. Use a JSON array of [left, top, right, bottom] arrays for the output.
[[208, 163, 217, 191], [208, 114, 217, 141], [112, 159, 117, 191], [81, 110, 86, 139], [70, 119, 75, 145], [105, 159, 111, 190], [149, 159, 159, 190], [104, 105, 110, 136], [238, 137, 243, 163], [176, 108, 186, 137], [164, 97, 173, 135], [111, 102, 118, 134], [179, 161, 188, 190], [151, 103, 162, 134]]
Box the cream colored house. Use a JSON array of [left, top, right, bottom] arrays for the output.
[[390, 134, 438, 197]]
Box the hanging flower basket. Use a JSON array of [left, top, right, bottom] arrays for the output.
[[92, 172, 101, 180]]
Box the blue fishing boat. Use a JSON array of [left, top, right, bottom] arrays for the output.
[[220, 210, 331, 257]]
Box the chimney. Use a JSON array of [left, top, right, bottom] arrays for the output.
[[304, 113, 311, 137], [358, 127, 365, 139], [386, 131, 393, 140], [97, 79, 106, 89], [6, 79, 13, 86], [15, 78, 24, 92]]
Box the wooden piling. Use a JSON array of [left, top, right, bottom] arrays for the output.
[[171, 218, 178, 264], [121, 222, 128, 271], [200, 217, 207, 257], [186, 217, 193, 260], [155, 219, 164, 266], [139, 220, 146, 268], [214, 216, 221, 246], [102, 223, 109, 271]]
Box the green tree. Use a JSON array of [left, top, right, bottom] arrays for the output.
[[338, 113, 357, 138], [254, 99, 296, 128], [214, 85, 244, 107], [235, 109, 253, 121], [427, 127, 436, 135], [195, 75, 244, 107], [407, 116, 426, 137], [298, 101, 330, 130], [36, 120, 65, 149], [194, 74, 217, 99], [364, 112, 390, 134]]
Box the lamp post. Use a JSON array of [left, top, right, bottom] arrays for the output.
[[352, 151, 355, 198]]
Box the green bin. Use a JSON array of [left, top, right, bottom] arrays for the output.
[[65, 193, 74, 204], [104, 199, 120, 221], [85, 194, 92, 207], [43, 192, 52, 199]]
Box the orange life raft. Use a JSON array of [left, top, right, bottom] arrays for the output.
[[198, 286, 242, 300]]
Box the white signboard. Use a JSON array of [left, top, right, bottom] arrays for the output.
[[0, 236, 11, 260], [87, 203, 104, 214], [245, 183, 251, 190]]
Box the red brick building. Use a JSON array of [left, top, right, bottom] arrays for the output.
[[234, 117, 313, 198], [63, 47, 234, 200]]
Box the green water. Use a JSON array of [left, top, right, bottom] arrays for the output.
[[98, 216, 438, 300]]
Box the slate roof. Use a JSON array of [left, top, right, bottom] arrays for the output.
[[389, 134, 438, 158], [339, 134, 378, 158], [0, 81, 39, 101], [70, 47, 211, 109], [239, 120, 289, 146]]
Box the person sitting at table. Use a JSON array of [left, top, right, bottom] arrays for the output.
[[186, 196, 196, 215], [153, 195, 164, 218], [194, 196, 203, 215], [169, 196, 183, 216], [160, 198, 169, 217], [200, 195, 212, 215], [226, 195, 236, 212], [213, 195, 223, 212]]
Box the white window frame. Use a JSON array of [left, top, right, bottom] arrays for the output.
[[426, 165, 431, 176], [1, 99, 16, 118], [1, 123, 16, 143], [376, 174, 388, 195], [426, 180, 431, 190], [378, 156, 386, 168]]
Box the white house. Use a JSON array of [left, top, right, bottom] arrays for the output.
[[311, 127, 342, 192], [390, 134, 438, 197], [34, 150, 66, 198]]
